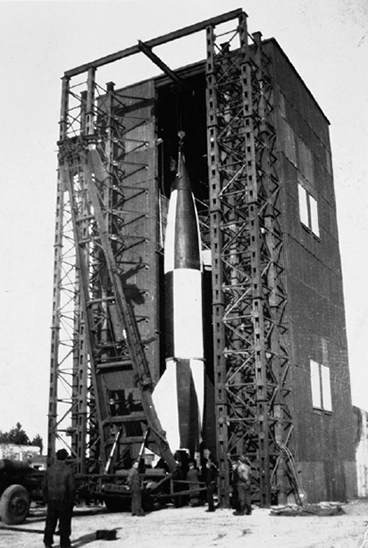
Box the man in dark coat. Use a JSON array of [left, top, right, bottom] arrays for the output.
[[230, 460, 240, 511], [128, 460, 145, 516], [233, 454, 252, 516], [186, 461, 201, 506], [42, 448, 76, 548], [205, 454, 218, 512]]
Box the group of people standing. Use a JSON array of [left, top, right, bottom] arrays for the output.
[[184, 453, 218, 511], [41, 450, 252, 548], [186, 452, 253, 516]]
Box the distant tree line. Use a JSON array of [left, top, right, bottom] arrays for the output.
[[0, 422, 43, 453]]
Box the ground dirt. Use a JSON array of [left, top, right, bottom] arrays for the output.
[[1, 499, 368, 548]]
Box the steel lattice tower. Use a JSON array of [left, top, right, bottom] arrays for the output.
[[206, 15, 291, 506]]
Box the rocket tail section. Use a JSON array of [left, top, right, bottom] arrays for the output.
[[177, 358, 204, 452], [152, 364, 180, 453], [152, 358, 204, 455]]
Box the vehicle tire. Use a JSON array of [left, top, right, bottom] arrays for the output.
[[0, 484, 30, 525]]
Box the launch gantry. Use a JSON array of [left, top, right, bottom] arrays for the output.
[[48, 9, 294, 507]]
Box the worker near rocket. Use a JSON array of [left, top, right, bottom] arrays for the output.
[[153, 134, 204, 457]]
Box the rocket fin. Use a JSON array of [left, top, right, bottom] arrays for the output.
[[190, 358, 204, 432], [152, 361, 180, 453], [176, 359, 200, 453]]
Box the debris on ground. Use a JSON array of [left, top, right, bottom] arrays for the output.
[[96, 529, 118, 540], [270, 502, 345, 517]]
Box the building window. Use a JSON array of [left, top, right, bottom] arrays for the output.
[[310, 359, 332, 412], [298, 183, 320, 238]]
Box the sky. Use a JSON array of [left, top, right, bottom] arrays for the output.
[[0, 0, 367, 446]]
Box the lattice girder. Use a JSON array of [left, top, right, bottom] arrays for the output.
[[206, 14, 292, 507]]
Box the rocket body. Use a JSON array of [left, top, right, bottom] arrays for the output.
[[153, 154, 204, 455]]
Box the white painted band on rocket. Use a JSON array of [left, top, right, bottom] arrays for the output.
[[165, 269, 203, 359]]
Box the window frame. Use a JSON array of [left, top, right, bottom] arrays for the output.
[[309, 194, 320, 238], [298, 182, 320, 238], [310, 359, 332, 413]]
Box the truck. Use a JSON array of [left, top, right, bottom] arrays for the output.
[[0, 459, 44, 525]]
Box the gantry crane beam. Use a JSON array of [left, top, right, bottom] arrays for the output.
[[64, 9, 243, 78]]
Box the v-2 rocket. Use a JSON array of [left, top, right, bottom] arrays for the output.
[[153, 146, 204, 456]]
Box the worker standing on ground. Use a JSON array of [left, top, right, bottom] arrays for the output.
[[205, 454, 218, 512], [230, 460, 240, 511], [233, 454, 252, 516], [186, 461, 201, 506], [128, 460, 145, 516], [42, 448, 76, 548]]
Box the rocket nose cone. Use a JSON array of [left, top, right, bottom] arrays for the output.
[[164, 149, 202, 273], [172, 153, 192, 193]]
